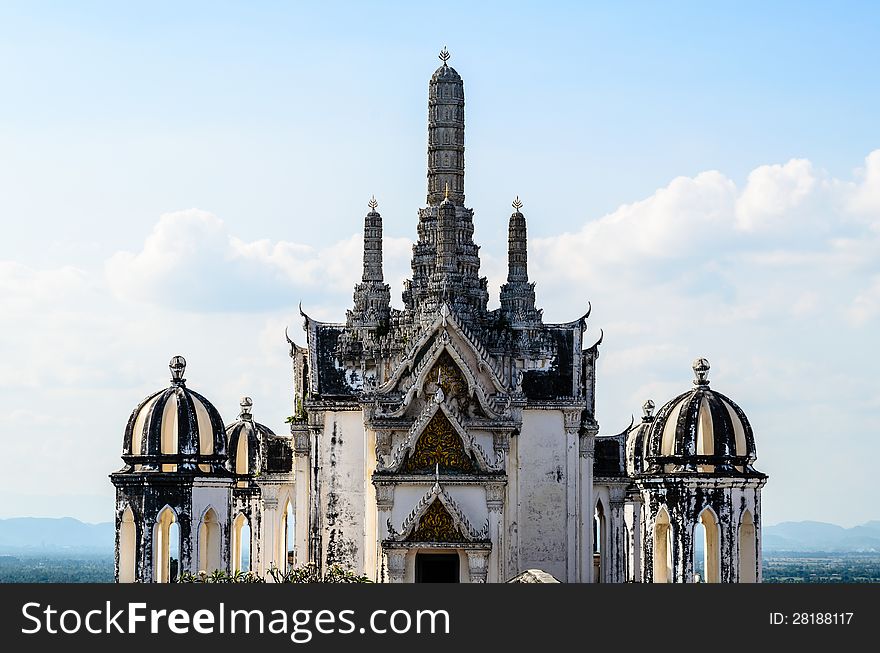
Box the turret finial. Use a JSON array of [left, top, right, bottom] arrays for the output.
[[693, 358, 710, 386], [642, 399, 655, 421], [169, 355, 186, 384], [439, 46, 450, 64], [512, 196, 523, 211], [444, 182, 450, 201], [240, 396, 253, 420], [368, 195, 378, 211]]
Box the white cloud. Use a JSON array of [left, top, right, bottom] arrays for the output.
[[106, 209, 414, 312], [847, 149, 880, 218], [735, 158, 817, 232]]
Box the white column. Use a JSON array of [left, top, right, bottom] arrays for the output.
[[466, 549, 489, 583], [564, 410, 581, 583], [293, 429, 311, 567], [631, 500, 642, 582], [261, 495, 278, 577], [609, 487, 626, 583], [387, 550, 407, 583], [375, 483, 394, 583], [486, 482, 504, 582], [578, 431, 595, 582]]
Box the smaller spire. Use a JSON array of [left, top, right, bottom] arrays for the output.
[[439, 46, 450, 64], [368, 195, 378, 211], [169, 355, 186, 384], [444, 182, 450, 201], [693, 358, 710, 386], [512, 195, 523, 211], [240, 396, 253, 421]]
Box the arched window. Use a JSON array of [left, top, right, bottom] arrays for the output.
[[653, 507, 673, 583], [231, 513, 251, 573], [593, 500, 605, 583], [235, 433, 249, 488], [198, 507, 222, 574], [154, 506, 178, 583], [739, 510, 757, 583], [119, 506, 136, 583], [280, 499, 295, 570], [695, 507, 721, 583]]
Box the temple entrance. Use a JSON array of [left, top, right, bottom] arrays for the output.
[[415, 553, 460, 583]]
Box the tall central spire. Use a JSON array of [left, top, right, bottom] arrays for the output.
[[426, 47, 465, 205], [403, 51, 487, 325]]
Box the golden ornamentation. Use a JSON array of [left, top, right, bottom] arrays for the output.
[[406, 498, 467, 543], [403, 411, 474, 473], [428, 351, 466, 401]]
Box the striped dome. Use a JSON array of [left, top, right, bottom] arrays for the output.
[[225, 397, 276, 478], [635, 359, 760, 476], [122, 356, 228, 474]]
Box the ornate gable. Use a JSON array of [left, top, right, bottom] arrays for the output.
[[387, 477, 489, 544], [403, 410, 474, 474], [377, 387, 504, 474], [377, 305, 509, 419]]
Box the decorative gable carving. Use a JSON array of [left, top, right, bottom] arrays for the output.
[[377, 388, 504, 474], [386, 476, 490, 543]]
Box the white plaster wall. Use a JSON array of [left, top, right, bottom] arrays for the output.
[[319, 410, 367, 572], [516, 409, 568, 580], [190, 481, 232, 574]]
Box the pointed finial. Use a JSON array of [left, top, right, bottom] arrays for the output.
[[642, 399, 655, 421], [512, 196, 523, 211], [692, 358, 710, 386], [444, 182, 450, 200], [368, 195, 378, 211], [169, 355, 186, 384], [435, 462, 440, 482], [439, 46, 450, 64], [240, 396, 253, 420]]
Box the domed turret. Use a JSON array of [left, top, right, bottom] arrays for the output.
[[226, 397, 278, 479], [122, 356, 227, 473], [638, 359, 760, 475]]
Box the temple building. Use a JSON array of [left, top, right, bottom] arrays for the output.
[[110, 50, 767, 583]]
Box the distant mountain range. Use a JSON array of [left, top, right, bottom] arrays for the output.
[[0, 517, 115, 553], [762, 520, 880, 552], [1, 517, 879, 554]]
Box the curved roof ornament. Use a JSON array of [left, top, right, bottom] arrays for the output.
[[586, 328, 604, 351]]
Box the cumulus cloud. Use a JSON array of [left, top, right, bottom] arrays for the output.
[[735, 158, 817, 232], [106, 209, 413, 312]]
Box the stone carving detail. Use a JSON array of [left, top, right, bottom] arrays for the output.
[[406, 499, 468, 542], [381, 390, 502, 474], [389, 478, 489, 543], [402, 411, 475, 474]]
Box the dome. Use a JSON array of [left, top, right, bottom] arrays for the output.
[[226, 397, 277, 478], [630, 359, 761, 476], [122, 356, 228, 474], [431, 63, 462, 84], [430, 47, 462, 84]]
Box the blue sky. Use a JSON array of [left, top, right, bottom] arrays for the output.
[[1, 1, 879, 525]]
